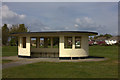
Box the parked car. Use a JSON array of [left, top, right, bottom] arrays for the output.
[[105, 40, 117, 45], [97, 41, 106, 45], [93, 41, 98, 45], [89, 41, 94, 46]]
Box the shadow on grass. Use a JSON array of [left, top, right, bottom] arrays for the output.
[[60, 56, 105, 60], [85, 56, 104, 58]]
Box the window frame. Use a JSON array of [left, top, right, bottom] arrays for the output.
[[64, 36, 72, 49], [39, 37, 44, 48], [75, 36, 81, 49], [53, 37, 59, 48], [30, 37, 37, 48], [39, 37, 51, 48]]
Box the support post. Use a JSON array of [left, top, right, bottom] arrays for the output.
[[44, 38, 48, 48], [19, 37, 22, 48], [72, 36, 75, 49], [37, 37, 40, 48], [51, 37, 53, 48], [59, 36, 64, 57], [26, 36, 31, 56]]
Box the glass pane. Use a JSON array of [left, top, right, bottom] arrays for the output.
[[75, 37, 81, 48], [64, 37, 72, 48], [30, 37, 37, 48], [40, 37, 51, 48], [45, 37, 51, 48], [53, 37, 59, 48], [40, 37, 44, 48]]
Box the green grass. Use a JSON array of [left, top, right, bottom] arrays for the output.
[[2, 60, 13, 64], [2, 45, 59, 57], [2, 46, 17, 57], [2, 45, 118, 78], [89, 45, 118, 60]]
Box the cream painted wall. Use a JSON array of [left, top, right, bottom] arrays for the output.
[[59, 35, 89, 57], [18, 36, 31, 56]]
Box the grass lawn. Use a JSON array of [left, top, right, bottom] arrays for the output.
[[2, 60, 13, 64], [2, 45, 118, 78], [2, 46, 17, 57]]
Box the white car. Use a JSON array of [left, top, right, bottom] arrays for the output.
[[105, 40, 117, 45]]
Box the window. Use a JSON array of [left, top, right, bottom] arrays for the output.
[[75, 37, 81, 48], [40, 37, 51, 48], [53, 37, 59, 48], [64, 37, 72, 48], [23, 37, 26, 48], [40, 37, 44, 48], [30, 37, 37, 48]]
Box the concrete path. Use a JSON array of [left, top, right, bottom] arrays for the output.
[[2, 56, 59, 69], [2, 56, 107, 69]]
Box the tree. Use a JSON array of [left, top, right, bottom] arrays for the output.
[[2, 24, 9, 45], [9, 24, 28, 33], [103, 34, 112, 39], [99, 34, 103, 37], [94, 35, 99, 39], [9, 24, 19, 46], [93, 33, 112, 40], [9, 24, 28, 46], [18, 24, 28, 32]]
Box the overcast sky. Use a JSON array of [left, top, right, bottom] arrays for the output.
[[2, 2, 118, 35]]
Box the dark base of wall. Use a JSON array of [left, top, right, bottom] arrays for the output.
[[59, 57, 71, 60], [18, 55, 88, 60], [59, 57, 88, 60], [18, 55, 31, 58], [18, 55, 59, 58]]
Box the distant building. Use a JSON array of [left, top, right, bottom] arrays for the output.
[[95, 37, 107, 42]]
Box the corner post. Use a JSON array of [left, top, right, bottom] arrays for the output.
[[59, 36, 64, 58], [51, 37, 53, 48], [26, 36, 31, 56], [37, 37, 40, 48], [72, 36, 75, 49]]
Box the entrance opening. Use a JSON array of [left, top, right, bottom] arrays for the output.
[[31, 37, 59, 58]]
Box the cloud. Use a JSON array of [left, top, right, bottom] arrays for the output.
[[75, 17, 94, 26], [73, 17, 107, 33], [84, 17, 94, 24], [1, 3, 117, 35], [2, 5, 26, 24], [76, 18, 81, 24], [7, 24, 12, 28], [74, 24, 79, 28], [1, 5, 51, 31], [75, 17, 98, 29]]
